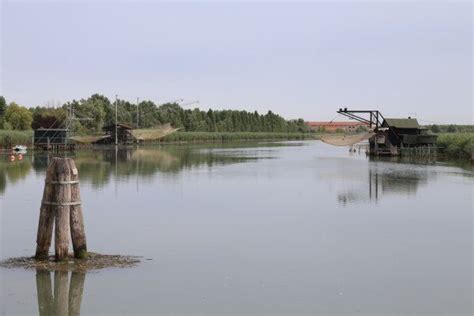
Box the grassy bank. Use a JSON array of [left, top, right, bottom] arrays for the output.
[[0, 130, 33, 148], [160, 132, 320, 143], [436, 133, 474, 160]]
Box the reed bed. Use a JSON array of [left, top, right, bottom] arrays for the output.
[[160, 132, 320, 143], [0, 130, 33, 148], [436, 133, 474, 159]]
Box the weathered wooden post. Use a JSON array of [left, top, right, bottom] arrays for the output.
[[55, 159, 72, 261], [35, 157, 87, 261], [68, 159, 87, 259], [35, 160, 57, 260]]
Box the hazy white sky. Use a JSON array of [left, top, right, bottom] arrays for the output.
[[1, 0, 472, 123]]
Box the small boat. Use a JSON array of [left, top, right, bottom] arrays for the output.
[[12, 145, 27, 153]]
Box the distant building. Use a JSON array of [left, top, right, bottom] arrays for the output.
[[305, 121, 368, 132]]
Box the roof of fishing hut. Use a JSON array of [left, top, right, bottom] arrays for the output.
[[382, 118, 420, 131], [103, 123, 134, 132]]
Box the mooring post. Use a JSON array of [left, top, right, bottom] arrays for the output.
[[68, 159, 88, 258], [35, 159, 58, 259], [35, 157, 87, 261], [54, 159, 72, 261]]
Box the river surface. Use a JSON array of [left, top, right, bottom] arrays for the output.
[[1, 141, 472, 315]]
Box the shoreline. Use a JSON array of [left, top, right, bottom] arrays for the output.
[[1, 130, 472, 160]]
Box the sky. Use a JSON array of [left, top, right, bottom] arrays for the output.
[[0, 0, 472, 123]]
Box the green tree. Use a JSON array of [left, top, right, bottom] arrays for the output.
[[30, 106, 67, 129], [137, 100, 160, 128], [0, 96, 6, 128], [5, 102, 33, 130], [447, 125, 458, 133], [430, 124, 440, 133], [206, 109, 217, 132], [65, 94, 109, 133]]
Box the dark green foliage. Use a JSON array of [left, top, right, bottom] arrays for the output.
[[5, 102, 33, 130], [29, 94, 309, 134], [30, 106, 67, 129], [64, 94, 109, 133], [437, 133, 474, 159], [0, 96, 6, 129], [19, 94, 309, 134], [161, 132, 320, 143], [0, 130, 33, 147], [447, 125, 458, 133], [427, 124, 473, 133], [430, 124, 440, 133]]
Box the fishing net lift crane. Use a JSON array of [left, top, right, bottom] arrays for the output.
[[336, 108, 400, 142], [330, 108, 437, 156]]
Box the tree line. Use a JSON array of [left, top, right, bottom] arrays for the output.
[[0, 94, 308, 134], [424, 124, 474, 134]]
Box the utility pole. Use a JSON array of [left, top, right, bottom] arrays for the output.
[[115, 94, 118, 146], [136, 97, 139, 129]]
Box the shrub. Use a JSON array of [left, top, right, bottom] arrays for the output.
[[437, 133, 474, 159], [0, 130, 33, 148]]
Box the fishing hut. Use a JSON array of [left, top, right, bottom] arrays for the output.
[[336, 108, 437, 156], [34, 128, 75, 151], [102, 123, 135, 145]]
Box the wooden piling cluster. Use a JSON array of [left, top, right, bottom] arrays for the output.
[[35, 157, 87, 261]]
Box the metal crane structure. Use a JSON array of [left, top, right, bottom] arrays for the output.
[[336, 108, 385, 129]]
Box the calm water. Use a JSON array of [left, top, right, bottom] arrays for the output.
[[1, 141, 473, 315]]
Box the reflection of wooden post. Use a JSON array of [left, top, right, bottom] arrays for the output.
[[36, 270, 54, 316], [35, 157, 87, 261], [69, 159, 88, 258], [54, 271, 69, 316], [35, 270, 86, 316], [55, 159, 72, 261], [69, 272, 86, 316], [35, 160, 57, 259]]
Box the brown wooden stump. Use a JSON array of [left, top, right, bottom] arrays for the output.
[[68, 159, 87, 259], [55, 159, 72, 261], [35, 159, 57, 260], [34, 157, 87, 261]]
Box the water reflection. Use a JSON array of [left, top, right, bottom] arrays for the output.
[[36, 270, 85, 316], [0, 157, 32, 194], [337, 166, 429, 205], [0, 145, 268, 193]]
